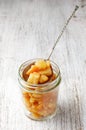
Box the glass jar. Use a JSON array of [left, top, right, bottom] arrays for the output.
[[18, 59, 61, 120]]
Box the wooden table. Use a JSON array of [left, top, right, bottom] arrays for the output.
[[0, 0, 86, 130]]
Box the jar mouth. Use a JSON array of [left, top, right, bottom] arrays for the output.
[[18, 58, 61, 91]]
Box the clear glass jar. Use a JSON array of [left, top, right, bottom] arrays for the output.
[[18, 59, 61, 120]]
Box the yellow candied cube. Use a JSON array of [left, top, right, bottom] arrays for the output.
[[35, 60, 47, 70], [46, 60, 50, 67], [39, 75, 48, 83], [39, 67, 52, 76], [27, 72, 40, 84], [26, 65, 39, 75]]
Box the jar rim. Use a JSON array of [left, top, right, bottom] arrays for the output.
[[18, 58, 61, 90]]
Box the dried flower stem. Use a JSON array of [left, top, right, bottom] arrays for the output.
[[47, 5, 79, 60]]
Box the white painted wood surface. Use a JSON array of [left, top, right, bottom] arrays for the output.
[[0, 0, 86, 130]]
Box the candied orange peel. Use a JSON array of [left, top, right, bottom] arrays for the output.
[[26, 59, 53, 84]]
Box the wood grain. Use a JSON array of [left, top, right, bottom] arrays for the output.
[[0, 0, 86, 130]]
